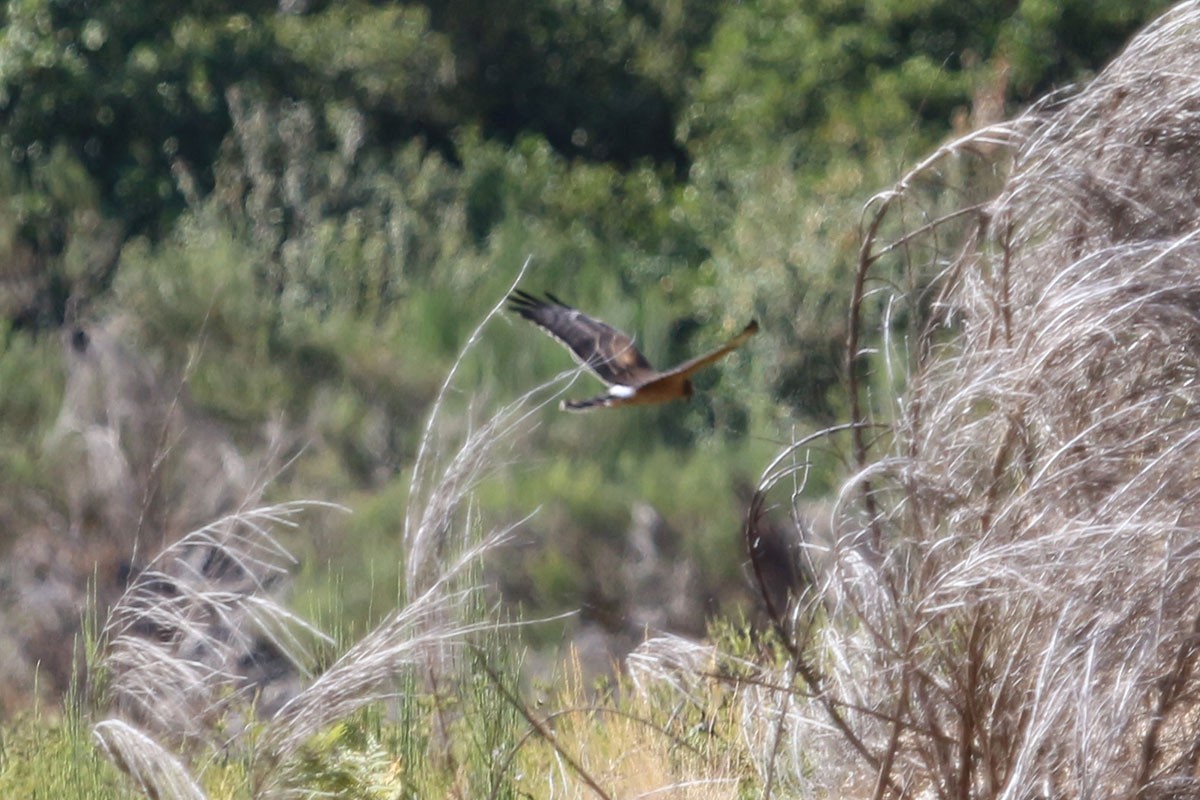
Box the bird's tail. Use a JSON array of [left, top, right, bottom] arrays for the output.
[[560, 393, 617, 412]]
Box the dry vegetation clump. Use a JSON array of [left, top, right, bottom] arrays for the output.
[[635, 4, 1200, 798], [88, 273, 577, 798], [91, 497, 519, 799], [492, 644, 752, 800], [98, 504, 333, 748]]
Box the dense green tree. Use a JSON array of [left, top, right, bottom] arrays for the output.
[[678, 0, 1173, 417], [418, 0, 720, 167], [0, 0, 282, 230]]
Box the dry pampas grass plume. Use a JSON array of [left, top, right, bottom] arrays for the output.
[[635, 3, 1200, 798]]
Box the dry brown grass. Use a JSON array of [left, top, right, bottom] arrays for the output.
[[504, 646, 753, 800]]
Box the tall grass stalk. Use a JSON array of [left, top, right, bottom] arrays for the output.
[[404, 255, 584, 598]]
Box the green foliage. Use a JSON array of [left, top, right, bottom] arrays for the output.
[[113, 220, 287, 420], [0, 713, 135, 799], [0, 324, 62, 447], [285, 720, 407, 799], [419, 0, 719, 165], [997, 0, 1175, 93], [0, 0, 280, 233], [677, 0, 1172, 418], [275, 3, 455, 129], [0, 326, 64, 539], [0, 144, 122, 331], [684, 0, 1172, 165]]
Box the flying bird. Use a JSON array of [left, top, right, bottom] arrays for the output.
[[508, 290, 759, 411]]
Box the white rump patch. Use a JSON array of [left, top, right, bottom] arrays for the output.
[[609, 384, 636, 398]]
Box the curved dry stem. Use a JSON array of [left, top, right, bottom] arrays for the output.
[[403, 256, 587, 598]]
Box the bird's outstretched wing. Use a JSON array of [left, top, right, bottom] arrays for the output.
[[652, 320, 760, 383], [508, 291, 657, 387], [625, 320, 759, 404]]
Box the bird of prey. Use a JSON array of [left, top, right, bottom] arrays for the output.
[[509, 290, 759, 411]]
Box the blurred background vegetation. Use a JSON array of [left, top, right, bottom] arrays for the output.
[[0, 0, 1172, 707]]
